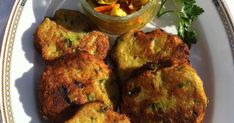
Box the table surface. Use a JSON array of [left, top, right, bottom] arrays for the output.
[[0, 0, 233, 123]]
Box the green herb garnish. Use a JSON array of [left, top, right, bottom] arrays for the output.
[[99, 79, 106, 93], [176, 83, 184, 88], [97, 106, 108, 113], [151, 102, 160, 111], [157, 0, 204, 48], [65, 38, 73, 47], [86, 93, 96, 101], [64, 32, 86, 47]]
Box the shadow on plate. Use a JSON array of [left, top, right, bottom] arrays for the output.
[[15, 0, 80, 123], [14, 0, 48, 122], [14, 0, 81, 122]]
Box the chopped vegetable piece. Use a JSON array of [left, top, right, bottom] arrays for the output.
[[97, 105, 108, 113], [110, 5, 127, 16], [151, 102, 159, 111], [92, 0, 149, 16], [96, 0, 117, 5], [86, 93, 96, 101], [94, 4, 119, 12]]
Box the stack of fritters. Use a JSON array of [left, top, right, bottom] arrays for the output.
[[35, 8, 207, 123], [112, 29, 208, 123], [35, 9, 130, 123]]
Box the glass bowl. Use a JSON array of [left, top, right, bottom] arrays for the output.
[[80, 0, 157, 34]]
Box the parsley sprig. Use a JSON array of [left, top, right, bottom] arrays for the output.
[[157, 0, 204, 48]]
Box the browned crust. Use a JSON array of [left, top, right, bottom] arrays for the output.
[[78, 31, 110, 60], [38, 52, 116, 122], [134, 29, 189, 61], [121, 63, 208, 123], [111, 29, 190, 81], [34, 10, 109, 61], [65, 102, 130, 123]]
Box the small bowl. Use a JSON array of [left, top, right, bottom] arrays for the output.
[[80, 0, 157, 34]]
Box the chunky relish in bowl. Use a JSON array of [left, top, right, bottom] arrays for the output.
[[81, 0, 157, 34], [91, 0, 149, 16]]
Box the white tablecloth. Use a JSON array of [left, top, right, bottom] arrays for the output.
[[0, 0, 15, 48]]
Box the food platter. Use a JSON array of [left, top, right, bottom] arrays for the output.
[[1, 0, 234, 123]]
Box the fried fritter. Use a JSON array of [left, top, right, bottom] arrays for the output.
[[34, 17, 109, 61], [112, 29, 189, 81], [121, 63, 208, 123], [38, 52, 118, 122], [54, 9, 98, 32], [65, 102, 130, 123]]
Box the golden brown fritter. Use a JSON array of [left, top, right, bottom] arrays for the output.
[[65, 102, 130, 123], [112, 29, 189, 81], [54, 9, 98, 32], [34, 17, 109, 61], [38, 52, 118, 122], [121, 63, 208, 123]]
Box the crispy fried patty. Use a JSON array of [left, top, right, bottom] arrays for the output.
[[34, 11, 109, 61], [121, 63, 208, 123], [112, 29, 189, 81], [65, 102, 130, 123], [38, 52, 118, 122]]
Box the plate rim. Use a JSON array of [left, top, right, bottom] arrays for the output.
[[213, 0, 234, 61], [0, 0, 234, 122], [0, 0, 25, 122]]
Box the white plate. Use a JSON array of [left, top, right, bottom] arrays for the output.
[[1, 0, 234, 123]]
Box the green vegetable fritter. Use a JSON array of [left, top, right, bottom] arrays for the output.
[[34, 10, 109, 61], [38, 52, 118, 122], [112, 29, 189, 81], [121, 63, 208, 123]]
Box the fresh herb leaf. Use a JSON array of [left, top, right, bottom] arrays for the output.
[[97, 106, 108, 113], [86, 93, 96, 101], [99, 79, 106, 93], [151, 102, 160, 111], [157, 0, 204, 48], [176, 83, 184, 88], [65, 38, 73, 47]]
